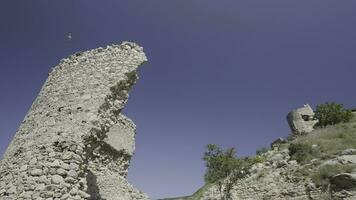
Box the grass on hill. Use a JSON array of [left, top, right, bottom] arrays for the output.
[[289, 113, 356, 190], [161, 113, 356, 199], [292, 114, 356, 161]]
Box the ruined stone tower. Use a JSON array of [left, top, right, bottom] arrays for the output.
[[0, 42, 149, 200], [287, 104, 318, 135]]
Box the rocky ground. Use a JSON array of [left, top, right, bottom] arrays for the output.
[[165, 113, 356, 200]]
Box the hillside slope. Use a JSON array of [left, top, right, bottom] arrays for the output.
[[168, 113, 356, 200]]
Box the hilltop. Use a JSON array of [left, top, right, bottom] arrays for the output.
[[163, 109, 356, 200]]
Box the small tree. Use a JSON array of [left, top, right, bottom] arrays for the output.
[[314, 102, 353, 127], [202, 144, 240, 199], [202, 144, 266, 199], [203, 144, 239, 183]]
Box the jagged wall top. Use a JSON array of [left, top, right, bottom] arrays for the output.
[[0, 41, 149, 199], [4, 41, 146, 159]]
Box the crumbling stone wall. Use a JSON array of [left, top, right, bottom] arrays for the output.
[[0, 42, 149, 200], [287, 104, 318, 135]]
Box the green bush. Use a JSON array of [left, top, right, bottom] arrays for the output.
[[202, 144, 240, 184], [203, 144, 266, 184], [202, 144, 267, 199], [289, 143, 319, 164], [202, 144, 244, 200], [311, 164, 356, 189], [314, 102, 353, 128]]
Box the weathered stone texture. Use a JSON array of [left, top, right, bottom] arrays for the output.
[[287, 104, 318, 135], [0, 42, 149, 200]]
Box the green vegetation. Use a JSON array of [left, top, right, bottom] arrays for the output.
[[289, 143, 320, 164], [311, 164, 356, 189], [162, 104, 356, 200], [292, 159, 324, 183], [203, 144, 266, 183], [202, 144, 241, 200], [293, 114, 356, 158], [202, 144, 265, 199], [289, 111, 356, 191], [314, 102, 353, 128], [202, 144, 240, 184]]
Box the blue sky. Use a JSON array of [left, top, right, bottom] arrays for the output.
[[1, 0, 356, 199]]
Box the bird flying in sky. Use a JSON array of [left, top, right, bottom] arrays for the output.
[[67, 32, 72, 40]]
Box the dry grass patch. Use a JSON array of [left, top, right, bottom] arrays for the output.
[[292, 116, 356, 158]]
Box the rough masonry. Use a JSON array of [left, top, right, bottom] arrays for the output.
[[0, 42, 149, 200], [287, 104, 318, 135]]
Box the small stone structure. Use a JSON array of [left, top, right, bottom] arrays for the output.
[[270, 137, 287, 148], [287, 104, 318, 135], [0, 42, 149, 200]]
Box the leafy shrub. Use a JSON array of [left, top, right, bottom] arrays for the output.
[[314, 102, 353, 128], [202, 144, 240, 184], [203, 144, 266, 183], [202, 144, 244, 199], [311, 164, 356, 189], [289, 143, 319, 164], [202, 144, 267, 199]]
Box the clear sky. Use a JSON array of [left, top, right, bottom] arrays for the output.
[[1, 0, 356, 199]]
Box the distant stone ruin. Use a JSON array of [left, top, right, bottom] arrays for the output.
[[0, 42, 149, 200], [287, 104, 318, 135]]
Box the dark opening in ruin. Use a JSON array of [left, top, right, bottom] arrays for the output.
[[86, 170, 105, 200], [301, 115, 310, 121]]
